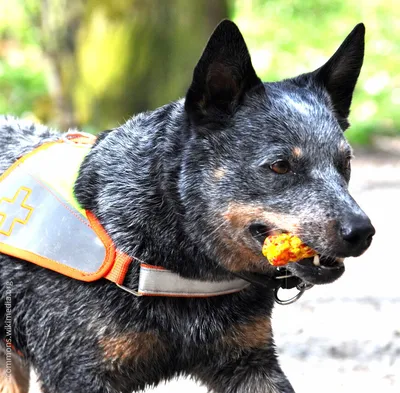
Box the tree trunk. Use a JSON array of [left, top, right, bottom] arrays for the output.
[[38, 0, 229, 131]]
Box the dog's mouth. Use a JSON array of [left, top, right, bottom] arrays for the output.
[[287, 255, 345, 284], [248, 223, 345, 285]]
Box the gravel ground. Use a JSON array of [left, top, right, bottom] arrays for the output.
[[30, 140, 400, 393]]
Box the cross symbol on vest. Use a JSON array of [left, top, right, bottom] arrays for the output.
[[0, 187, 34, 236]]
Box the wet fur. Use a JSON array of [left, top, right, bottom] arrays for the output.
[[0, 21, 371, 393]]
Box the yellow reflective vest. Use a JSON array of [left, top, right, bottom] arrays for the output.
[[0, 132, 132, 285]]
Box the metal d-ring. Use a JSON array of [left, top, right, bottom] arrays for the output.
[[116, 283, 143, 297], [274, 281, 314, 305]]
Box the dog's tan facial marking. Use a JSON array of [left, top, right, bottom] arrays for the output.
[[223, 316, 272, 350], [218, 203, 301, 272], [214, 167, 226, 180], [223, 203, 266, 229], [100, 331, 165, 365], [292, 146, 303, 158], [217, 238, 264, 272], [219, 203, 267, 271], [222, 202, 300, 234]]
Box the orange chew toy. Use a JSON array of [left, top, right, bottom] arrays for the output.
[[262, 233, 316, 266]]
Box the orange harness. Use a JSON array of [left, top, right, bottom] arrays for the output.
[[0, 131, 249, 297]]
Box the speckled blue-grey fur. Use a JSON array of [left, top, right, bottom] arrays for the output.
[[0, 20, 374, 393]]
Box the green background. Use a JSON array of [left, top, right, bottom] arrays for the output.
[[0, 0, 398, 144]]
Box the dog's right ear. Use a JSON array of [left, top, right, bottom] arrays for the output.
[[295, 24, 365, 130], [185, 20, 263, 130]]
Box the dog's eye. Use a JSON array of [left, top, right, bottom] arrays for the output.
[[270, 160, 291, 174]]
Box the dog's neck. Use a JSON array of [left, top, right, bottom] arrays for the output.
[[74, 101, 231, 285]]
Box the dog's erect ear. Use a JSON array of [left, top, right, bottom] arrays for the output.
[[185, 20, 263, 129], [314, 24, 365, 129]]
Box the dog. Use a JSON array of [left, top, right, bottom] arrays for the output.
[[0, 20, 375, 393]]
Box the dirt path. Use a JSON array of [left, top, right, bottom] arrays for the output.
[[30, 142, 400, 393]]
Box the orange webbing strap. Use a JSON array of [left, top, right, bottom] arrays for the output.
[[65, 131, 136, 285], [105, 251, 133, 285], [86, 210, 133, 285]]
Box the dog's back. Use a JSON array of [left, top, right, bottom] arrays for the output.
[[0, 116, 59, 171]]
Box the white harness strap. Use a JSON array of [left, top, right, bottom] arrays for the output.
[[130, 263, 250, 297]]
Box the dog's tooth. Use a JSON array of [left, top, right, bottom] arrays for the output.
[[313, 254, 320, 266], [335, 257, 344, 263]]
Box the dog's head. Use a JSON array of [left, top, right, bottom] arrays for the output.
[[180, 20, 375, 285]]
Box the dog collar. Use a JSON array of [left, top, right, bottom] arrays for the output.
[[118, 262, 250, 297]]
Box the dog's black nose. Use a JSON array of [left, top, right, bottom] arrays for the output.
[[340, 215, 375, 255]]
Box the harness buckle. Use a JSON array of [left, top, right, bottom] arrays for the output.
[[274, 281, 314, 305]]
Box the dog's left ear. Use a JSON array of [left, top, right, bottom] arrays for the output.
[[185, 20, 263, 129], [315, 24, 365, 130]]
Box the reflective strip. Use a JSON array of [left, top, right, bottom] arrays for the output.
[[0, 165, 106, 275], [138, 264, 250, 297], [23, 142, 91, 217]]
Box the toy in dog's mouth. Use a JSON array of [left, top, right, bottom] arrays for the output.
[[249, 223, 345, 285]]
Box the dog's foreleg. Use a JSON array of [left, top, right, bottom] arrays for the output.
[[193, 347, 295, 393], [192, 315, 294, 393]]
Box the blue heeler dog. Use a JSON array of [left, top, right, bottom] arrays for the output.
[[0, 20, 374, 393]]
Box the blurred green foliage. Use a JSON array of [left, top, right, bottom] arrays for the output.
[[0, 0, 228, 130], [0, 59, 47, 117], [0, 0, 48, 120], [0, 0, 399, 144], [232, 0, 400, 144]]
